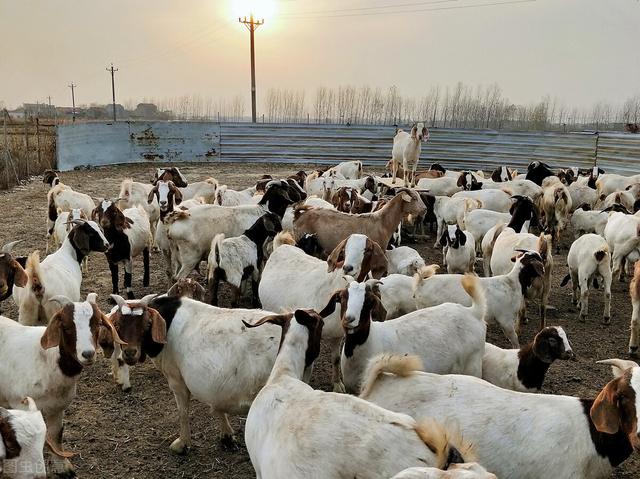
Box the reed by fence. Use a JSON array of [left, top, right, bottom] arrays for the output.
[[0, 110, 56, 189]]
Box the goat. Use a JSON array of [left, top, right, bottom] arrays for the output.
[[386, 246, 426, 276], [118, 179, 160, 240], [46, 183, 94, 239], [178, 178, 218, 204], [596, 173, 640, 198], [490, 166, 513, 183], [0, 241, 27, 313], [416, 177, 463, 196], [413, 251, 545, 347], [463, 209, 512, 252], [152, 166, 188, 187], [259, 235, 388, 392], [166, 182, 293, 279], [320, 275, 486, 394], [361, 354, 640, 479], [432, 196, 481, 247], [486, 229, 553, 329], [439, 225, 476, 274], [629, 261, 640, 357], [0, 294, 122, 476], [603, 211, 640, 281], [42, 169, 60, 188], [14, 220, 109, 325], [148, 180, 184, 279], [215, 185, 257, 206], [103, 294, 284, 451], [207, 212, 282, 307], [560, 234, 612, 323], [167, 277, 206, 302], [525, 161, 556, 186], [243, 310, 473, 479], [391, 123, 429, 187], [456, 171, 483, 191], [482, 326, 573, 392], [325, 160, 363, 180], [92, 200, 151, 299], [568, 181, 598, 211], [540, 176, 572, 248], [293, 189, 426, 256], [452, 189, 511, 213], [570, 203, 629, 238], [391, 463, 496, 479]]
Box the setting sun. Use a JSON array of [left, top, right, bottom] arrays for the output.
[[231, 0, 277, 22]]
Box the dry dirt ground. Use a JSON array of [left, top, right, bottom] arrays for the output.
[[0, 162, 638, 479]]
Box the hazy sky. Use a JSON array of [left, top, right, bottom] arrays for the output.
[[1, 0, 639, 111]]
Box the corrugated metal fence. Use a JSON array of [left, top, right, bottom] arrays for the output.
[[57, 121, 640, 175]]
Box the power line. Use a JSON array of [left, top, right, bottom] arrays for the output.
[[239, 15, 265, 123], [281, 0, 536, 19], [280, 0, 458, 17]]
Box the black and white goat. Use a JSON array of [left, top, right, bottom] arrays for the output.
[[207, 212, 283, 307], [92, 200, 152, 300]]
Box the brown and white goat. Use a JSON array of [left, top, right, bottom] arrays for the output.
[[152, 166, 188, 187], [0, 241, 27, 313]]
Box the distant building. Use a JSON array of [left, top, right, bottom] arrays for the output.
[[134, 103, 159, 118]]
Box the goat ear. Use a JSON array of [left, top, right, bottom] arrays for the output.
[[371, 295, 387, 322], [439, 231, 449, 247], [456, 174, 465, 187], [0, 415, 22, 460], [366, 240, 388, 280], [97, 323, 115, 358], [11, 259, 28, 288], [101, 314, 127, 345], [590, 379, 622, 434], [318, 291, 341, 318], [69, 227, 90, 256], [457, 229, 467, 246], [421, 126, 428, 141], [410, 125, 418, 138], [41, 314, 62, 349], [327, 239, 347, 272], [173, 184, 183, 205], [147, 308, 167, 344], [147, 187, 157, 205]]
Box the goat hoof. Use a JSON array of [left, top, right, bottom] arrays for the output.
[[52, 461, 76, 478], [579, 315, 586, 323], [220, 434, 239, 451], [127, 291, 135, 300], [602, 317, 611, 325], [121, 385, 132, 393], [332, 382, 346, 393], [629, 348, 639, 359], [169, 438, 190, 455], [108, 296, 117, 305]]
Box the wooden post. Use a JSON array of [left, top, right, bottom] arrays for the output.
[[36, 117, 42, 170], [3, 111, 9, 188], [24, 111, 30, 177]]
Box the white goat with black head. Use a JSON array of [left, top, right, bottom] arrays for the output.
[[439, 225, 475, 274]]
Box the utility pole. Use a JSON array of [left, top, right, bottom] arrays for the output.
[[239, 14, 264, 123], [47, 96, 52, 119], [68, 83, 76, 122], [106, 63, 119, 122]]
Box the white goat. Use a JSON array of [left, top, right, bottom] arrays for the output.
[[243, 310, 472, 479], [452, 189, 511, 213], [13, 221, 109, 325], [0, 294, 122, 477], [385, 246, 426, 276], [560, 233, 612, 323], [46, 183, 94, 239], [603, 211, 640, 280], [319, 275, 486, 394], [391, 463, 496, 479], [413, 251, 545, 347], [361, 355, 640, 479], [416, 177, 462, 196], [391, 123, 429, 187], [433, 196, 481, 247], [482, 326, 573, 392], [215, 184, 257, 206], [118, 179, 160, 239], [325, 160, 363, 180]]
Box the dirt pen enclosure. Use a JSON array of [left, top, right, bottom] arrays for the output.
[[0, 162, 638, 478]]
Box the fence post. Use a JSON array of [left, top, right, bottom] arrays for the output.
[[24, 111, 30, 177], [594, 131, 600, 167], [36, 117, 42, 170], [2, 112, 8, 188]]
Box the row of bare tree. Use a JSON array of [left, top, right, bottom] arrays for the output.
[[124, 84, 640, 131]]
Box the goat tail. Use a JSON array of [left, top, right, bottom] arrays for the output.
[[462, 274, 485, 320], [210, 234, 225, 272], [273, 231, 295, 250], [293, 205, 313, 221], [414, 419, 476, 470], [359, 354, 423, 399], [26, 251, 44, 299]]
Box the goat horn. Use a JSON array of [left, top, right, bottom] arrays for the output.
[[49, 295, 72, 308], [139, 293, 158, 306], [110, 294, 128, 309], [20, 397, 38, 412], [46, 436, 77, 459], [1, 239, 22, 253]]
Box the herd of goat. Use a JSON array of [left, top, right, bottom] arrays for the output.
[[1, 142, 640, 478]]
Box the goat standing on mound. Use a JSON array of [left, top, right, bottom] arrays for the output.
[[391, 123, 429, 187], [92, 200, 151, 300]]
